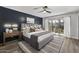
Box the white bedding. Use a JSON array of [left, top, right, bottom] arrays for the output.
[[38, 32, 53, 42], [23, 30, 46, 38]]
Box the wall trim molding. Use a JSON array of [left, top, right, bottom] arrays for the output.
[[64, 36, 79, 40]]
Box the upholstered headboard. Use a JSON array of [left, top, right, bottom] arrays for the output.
[[21, 23, 42, 33]]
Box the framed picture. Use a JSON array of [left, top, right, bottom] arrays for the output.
[[27, 17, 35, 24]]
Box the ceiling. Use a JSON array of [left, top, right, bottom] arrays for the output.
[[4, 6, 79, 18]]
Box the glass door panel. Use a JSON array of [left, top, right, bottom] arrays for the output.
[[48, 19, 64, 34]]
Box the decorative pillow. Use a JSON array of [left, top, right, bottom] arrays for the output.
[[30, 27, 35, 32]]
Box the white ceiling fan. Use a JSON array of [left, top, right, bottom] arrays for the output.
[[34, 6, 52, 13]]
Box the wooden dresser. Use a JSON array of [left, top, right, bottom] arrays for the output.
[[3, 31, 22, 45]]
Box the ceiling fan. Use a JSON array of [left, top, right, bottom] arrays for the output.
[[34, 6, 52, 13]]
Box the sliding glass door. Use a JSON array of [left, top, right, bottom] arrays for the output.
[[48, 19, 64, 34]]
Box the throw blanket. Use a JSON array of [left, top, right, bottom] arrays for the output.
[[30, 31, 53, 50], [31, 31, 50, 37]]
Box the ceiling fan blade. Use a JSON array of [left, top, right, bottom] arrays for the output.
[[33, 6, 42, 10], [33, 6, 52, 14], [46, 11, 52, 13], [38, 10, 44, 13]]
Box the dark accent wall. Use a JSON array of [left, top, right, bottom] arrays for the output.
[[0, 6, 42, 43]]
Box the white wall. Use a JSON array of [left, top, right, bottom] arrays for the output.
[[44, 19, 49, 31], [78, 17, 79, 39], [77, 13, 79, 39], [70, 14, 78, 39], [64, 17, 70, 37], [43, 12, 79, 39]]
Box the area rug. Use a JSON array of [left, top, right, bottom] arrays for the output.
[[18, 36, 64, 53], [0, 40, 22, 53], [0, 36, 64, 53]]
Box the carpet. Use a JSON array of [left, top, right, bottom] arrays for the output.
[[18, 35, 64, 53]]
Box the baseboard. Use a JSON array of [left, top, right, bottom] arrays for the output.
[[65, 36, 79, 40], [62, 34, 79, 40], [54, 33, 79, 40], [70, 37, 79, 40]]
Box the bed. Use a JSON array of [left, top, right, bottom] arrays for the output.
[[23, 30, 54, 50]]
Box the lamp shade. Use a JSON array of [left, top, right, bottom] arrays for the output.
[[4, 24, 11, 28]]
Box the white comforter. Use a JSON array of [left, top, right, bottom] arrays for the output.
[[38, 32, 53, 42], [23, 30, 46, 38]]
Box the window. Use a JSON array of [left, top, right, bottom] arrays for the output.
[[48, 19, 64, 34]]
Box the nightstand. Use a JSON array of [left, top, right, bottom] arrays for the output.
[[3, 31, 22, 45]]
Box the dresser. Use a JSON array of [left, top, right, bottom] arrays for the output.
[[3, 31, 22, 45]]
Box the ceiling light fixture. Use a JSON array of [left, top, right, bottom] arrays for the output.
[[42, 11, 47, 13]]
